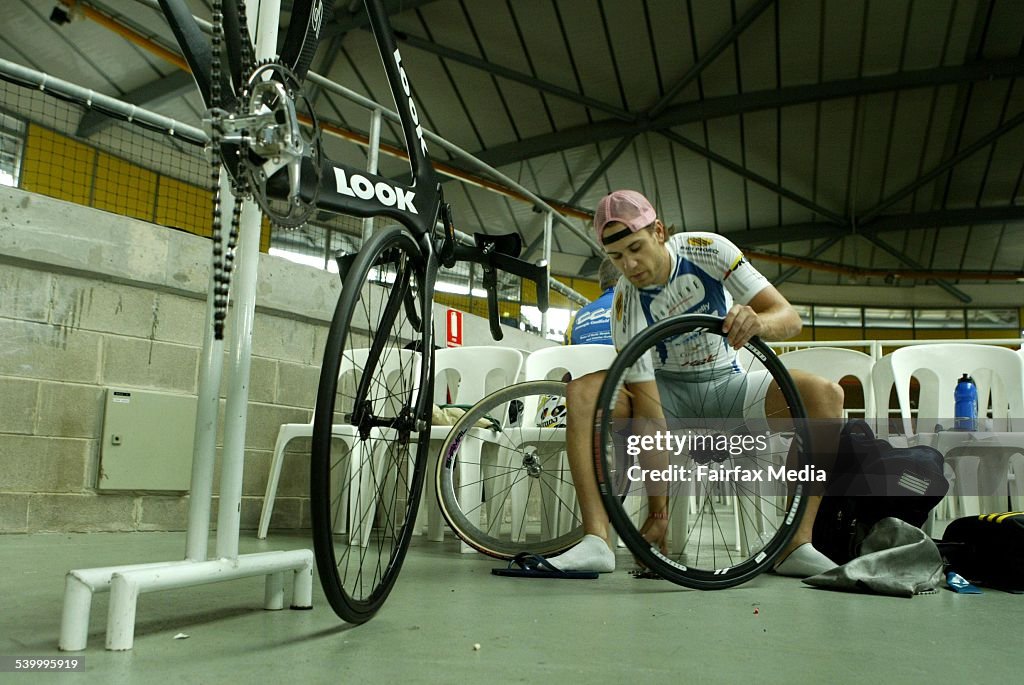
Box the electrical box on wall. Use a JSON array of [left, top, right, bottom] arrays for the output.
[[99, 388, 197, 491]]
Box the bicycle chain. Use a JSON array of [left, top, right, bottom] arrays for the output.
[[208, 0, 256, 340]]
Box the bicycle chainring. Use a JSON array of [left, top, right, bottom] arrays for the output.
[[240, 60, 322, 229]]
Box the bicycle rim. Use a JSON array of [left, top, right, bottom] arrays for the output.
[[311, 225, 430, 623], [436, 381, 584, 559], [595, 314, 810, 589]]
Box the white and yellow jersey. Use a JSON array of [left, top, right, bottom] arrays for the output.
[[611, 232, 769, 383]]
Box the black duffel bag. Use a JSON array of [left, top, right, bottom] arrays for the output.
[[813, 419, 948, 565], [941, 512, 1024, 590]]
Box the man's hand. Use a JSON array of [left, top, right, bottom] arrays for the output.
[[721, 303, 763, 350]]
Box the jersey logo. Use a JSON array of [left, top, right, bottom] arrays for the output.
[[574, 309, 610, 326], [687, 236, 714, 247], [723, 255, 746, 281], [614, 292, 624, 321]]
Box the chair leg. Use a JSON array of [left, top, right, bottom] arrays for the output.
[[378, 440, 412, 542], [330, 439, 350, 537], [949, 456, 982, 517], [349, 442, 378, 547], [541, 449, 576, 541], [978, 454, 1013, 514], [258, 433, 292, 539], [426, 438, 446, 542], [483, 442, 516, 542], [1009, 455, 1024, 510], [733, 454, 771, 556], [668, 478, 691, 555], [454, 440, 484, 553]]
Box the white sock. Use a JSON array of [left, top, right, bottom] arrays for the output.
[[773, 542, 837, 578], [549, 534, 615, 573]]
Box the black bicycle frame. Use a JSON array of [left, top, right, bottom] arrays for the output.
[[158, 0, 549, 338], [158, 0, 442, 240]]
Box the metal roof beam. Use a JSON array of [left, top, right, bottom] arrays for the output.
[[520, 136, 638, 261], [718, 206, 1024, 247], [660, 129, 848, 225], [388, 30, 637, 122], [373, 1, 774, 126], [322, 0, 448, 38], [858, 234, 971, 302], [859, 109, 1024, 223], [649, 0, 775, 118], [476, 57, 1024, 167], [861, 206, 1024, 232], [568, 135, 637, 205], [722, 222, 845, 246], [771, 236, 843, 286]]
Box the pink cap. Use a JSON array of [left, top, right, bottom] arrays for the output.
[[593, 190, 657, 245]]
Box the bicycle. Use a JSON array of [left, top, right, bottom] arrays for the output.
[[157, 0, 549, 623]]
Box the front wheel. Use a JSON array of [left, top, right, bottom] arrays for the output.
[[310, 224, 431, 623], [594, 314, 811, 589]]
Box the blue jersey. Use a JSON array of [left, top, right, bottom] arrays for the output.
[[567, 288, 614, 345]]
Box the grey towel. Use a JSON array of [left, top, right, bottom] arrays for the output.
[[803, 517, 944, 597]]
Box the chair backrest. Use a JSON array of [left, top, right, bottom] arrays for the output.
[[336, 347, 422, 419], [524, 344, 617, 381], [778, 347, 875, 418], [433, 346, 523, 405], [876, 343, 1024, 436]]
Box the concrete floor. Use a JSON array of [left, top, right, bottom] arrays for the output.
[[1, 530, 1019, 684]]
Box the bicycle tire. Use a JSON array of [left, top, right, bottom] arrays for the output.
[[435, 381, 584, 559], [311, 224, 431, 623], [594, 314, 811, 589]]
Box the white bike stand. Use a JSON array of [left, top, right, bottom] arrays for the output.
[[59, 2, 314, 650]]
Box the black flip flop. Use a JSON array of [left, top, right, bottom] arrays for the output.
[[491, 552, 599, 579]]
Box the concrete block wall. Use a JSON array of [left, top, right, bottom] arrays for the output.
[[0, 188, 553, 534]]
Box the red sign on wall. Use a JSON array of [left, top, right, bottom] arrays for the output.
[[446, 309, 463, 347]]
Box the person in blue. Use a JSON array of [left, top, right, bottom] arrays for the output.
[[565, 258, 617, 345]]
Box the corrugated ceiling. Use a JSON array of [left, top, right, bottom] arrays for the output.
[[1, 0, 1023, 305]]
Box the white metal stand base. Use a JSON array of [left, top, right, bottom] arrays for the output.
[[59, 552, 314, 651]]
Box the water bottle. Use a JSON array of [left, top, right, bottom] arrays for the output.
[[953, 373, 978, 431]]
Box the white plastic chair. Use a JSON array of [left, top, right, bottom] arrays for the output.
[[778, 347, 875, 418], [421, 346, 523, 552], [871, 344, 1024, 517], [511, 344, 619, 540], [257, 348, 422, 542], [524, 343, 617, 381]]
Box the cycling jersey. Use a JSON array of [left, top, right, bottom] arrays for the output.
[[566, 287, 614, 345], [610, 232, 770, 383]]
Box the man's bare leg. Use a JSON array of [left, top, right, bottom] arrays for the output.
[[546, 371, 622, 572], [766, 370, 844, 576]]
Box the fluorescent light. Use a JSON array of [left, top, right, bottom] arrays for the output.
[[269, 247, 337, 273], [434, 280, 488, 298]]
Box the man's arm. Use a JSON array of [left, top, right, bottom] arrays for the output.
[[721, 284, 801, 349]]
